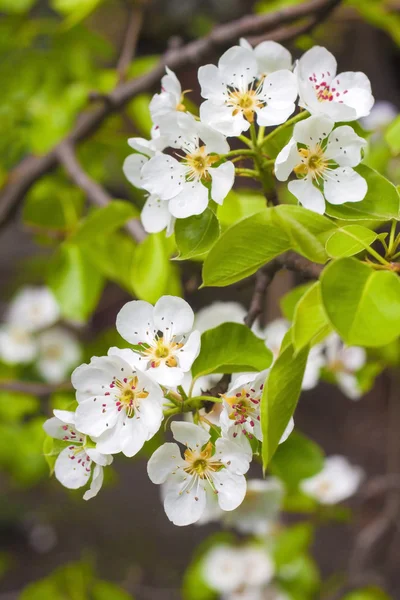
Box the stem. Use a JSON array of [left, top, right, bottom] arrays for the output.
[[365, 245, 391, 266], [238, 134, 253, 148], [222, 148, 256, 159], [257, 125, 265, 145], [260, 111, 309, 148], [235, 168, 260, 178], [388, 220, 398, 256]]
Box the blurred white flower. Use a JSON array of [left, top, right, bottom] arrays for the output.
[[300, 455, 364, 504], [0, 324, 37, 364], [6, 286, 60, 333], [324, 333, 366, 399], [360, 100, 397, 132], [43, 410, 113, 501], [36, 327, 81, 383], [194, 301, 246, 333]]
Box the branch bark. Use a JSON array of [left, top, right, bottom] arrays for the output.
[[244, 259, 282, 328]]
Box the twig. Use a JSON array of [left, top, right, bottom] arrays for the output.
[[244, 259, 282, 328], [56, 142, 146, 243], [0, 0, 341, 231], [0, 380, 72, 395], [116, 2, 146, 82], [277, 251, 324, 279]]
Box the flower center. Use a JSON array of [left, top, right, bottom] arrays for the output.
[[184, 442, 224, 479], [223, 388, 261, 438], [228, 89, 263, 123], [294, 146, 328, 180], [141, 336, 183, 369], [185, 146, 219, 180], [109, 376, 149, 418], [43, 343, 63, 360], [308, 73, 349, 104]]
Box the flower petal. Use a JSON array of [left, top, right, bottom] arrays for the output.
[[274, 138, 299, 182], [297, 46, 337, 83], [288, 177, 326, 214], [140, 194, 172, 234], [198, 64, 226, 103], [168, 181, 209, 219], [325, 126, 367, 167], [123, 154, 147, 188], [215, 435, 252, 475], [219, 45, 258, 89], [177, 330, 201, 371], [333, 71, 374, 118], [116, 300, 156, 345], [254, 40, 292, 74], [279, 417, 294, 444], [210, 162, 235, 205], [324, 167, 367, 205], [214, 470, 247, 511], [200, 100, 250, 137], [55, 447, 91, 489], [154, 295, 194, 336], [171, 421, 210, 449], [163, 473, 207, 526], [83, 463, 104, 500], [147, 442, 184, 484], [141, 155, 186, 200], [293, 115, 334, 146]]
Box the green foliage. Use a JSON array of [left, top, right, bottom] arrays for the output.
[[273, 522, 314, 568], [343, 587, 393, 600], [261, 335, 309, 469], [174, 208, 220, 260], [321, 258, 400, 347], [0, 391, 39, 422], [192, 323, 273, 380], [280, 283, 313, 320], [270, 431, 324, 489], [325, 225, 378, 258], [292, 282, 332, 350], [217, 189, 267, 227], [385, 116, 400, 156], [71, 201, 138, 244], [0, 0, 37, 13], [0, 417, 46, 486]]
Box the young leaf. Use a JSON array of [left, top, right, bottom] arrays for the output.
[[385, 114, 400, 156], [174, 208, 220, 260], [261, 336, 309, 470], [321, 258, 400, 347], [325, 225, 378, 258], [280, 282, 314, 321], [131, 233, 171, 304], [325, 165, 400, 221], [191, 323, 273, 379], [71, 201, 138, 244], [269, 431, 324, 490], [218, 189, 266, 227], [292, 282, 332, 351], [202, 211, 290, 287]]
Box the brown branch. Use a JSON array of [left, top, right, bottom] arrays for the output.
[[0, 380, 72, 396], [116, 2, 146, 82], [277, 251, 324, 279], [56, 142, 146, 243], [244, 259, 282, 328], [0, 0, 341, 231]]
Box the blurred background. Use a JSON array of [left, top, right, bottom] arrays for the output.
[[0, 0, 400, 598]]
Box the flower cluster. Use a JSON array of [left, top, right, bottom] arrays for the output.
[[123, 43, 373, 231], [0, 286, 81, 383]]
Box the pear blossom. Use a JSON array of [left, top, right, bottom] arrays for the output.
[[147, 421, 252, 526], [220, 370, 294, 443], [275, 115, 367, 214], [300, 455, 364, 504], [141, 112, 235, 218], [6, 286, 60, 333], [360, 100, 398, 132], [296, 46, 374, 121], [198, 477, 284, 536], [43, 410, 113, 501], [324, 333, 366, 400], [36, 327, 81, 383], [149, 67, 186, 125], [202, 544, 274, 598], [0, 324, 37, 364], [122, 131, 174, 235], [73, 348, 164, 457], [194, 301, 246, 333], [198, 45, 297, 136], [240, 38, 292, 77], [116, 295, 201, 386]]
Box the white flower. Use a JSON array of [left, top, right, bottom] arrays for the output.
[[198, 44, 297, 136], [360, 100, 397, 132], [36, 327, 81, 383], [296, 46, 374, 121], [149, 67, 186, 125], [302, 344, 326, 391], [240, 38, 292, 77], [43, 410, 113, 501], [0, 324, 37, 364], [275, 115, 367, 214], [300, 455, 364, 504], [220, 370, 294, 444], [202, 544, 274, 596], [122, 131, 174, 235], [116, 295, 201, 386], [324, 333, 366, 400], [6, 286, 59, 333], [198, 477, 284, 536], [72, 348, 164, 457], [147, 421, 252, 526], [194, 301, 246, 334], [141, 112, 234, 218]]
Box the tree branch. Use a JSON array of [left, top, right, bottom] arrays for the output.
[[244, 259, 282, 328], [116, 1, 146, 82], [0, 0, 341, 231], [0, 380, 72, 396], [277, 251, 324, 279]]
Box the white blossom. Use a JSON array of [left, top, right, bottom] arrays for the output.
[[116, 295, 201, 386], [296, 46, 374, 121], [149, 67, 185, 125], [147, 421, 252, 526], [198, 45, 297, 136], [43, 410, 113, 500], [240, 38, 292, 77], [141, 112, 234, 218], [194, 301, 246, 334], [73, 348, 164, 457], [0, 324, 37, 364], [275, 115, 367, 214], [324, 333, 366, 400], [360, 100, 397, 132], [36, 327, 81, 383], [6, 286, 60, 333], [300, 455, 364, 504]]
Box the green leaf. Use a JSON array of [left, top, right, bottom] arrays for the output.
[[325, 224, 378, 258], [273, 522, 314, 568], [321, 258, 400, 347], [202, 211, 290, 287], [325, 165, 400, 221], [174, 208, 220, 260], [23, 178, 84, 231], [192, 323, 273, 379], [92, 581, 133, 600], [292, 282, 332, 351], [71, 201, 138, 244], [0, 0, 36, 13], [218, 189, 267, 227], [48, 243, 104, 322], [271, 204, 335, 263], [51, 0, 103, 25], [280, 283, 313, 321], [127, 93, 153, 137], [0, 392, 39, 423], [343, 587, 393, 600], [269, 431, 324, 489], [131, 233, 170, 303], [261, 336, 309, 469], [385, 115, 400, 156]]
